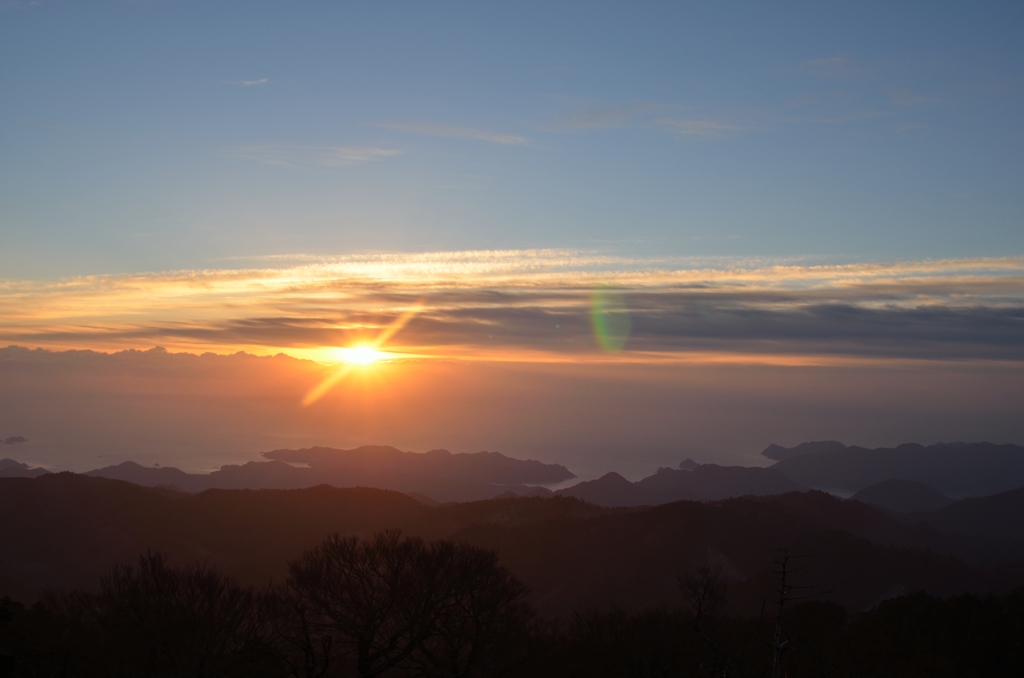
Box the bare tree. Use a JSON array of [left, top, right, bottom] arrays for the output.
[[287, 531, 429, 678], [267, 589, 335, 678], [14, 589, 102, 677], [765, 550, 831, 678], [679, 565, 736, 678], [96, 552, 280, 677], [680, 565, 728, 636], [411, 541, 531, 678], [285, 531, 532, 678]]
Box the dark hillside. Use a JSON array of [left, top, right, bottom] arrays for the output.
[[442, 493, 1022, 615], [638, 464, 806, 500], [906, 487, 1024, 540], [553, 465, 805, 506], [80, 446, 573, 501], [554, 472, 660, 506], [2, 475, 1022, 618], [770, 442, 1024, 496], [0, 459, 48, 479], [0, 474, 432, 599], [761, 440, 847, 461], [852, 479, 954, 513]]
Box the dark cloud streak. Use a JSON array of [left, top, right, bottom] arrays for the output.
[[8, 289, 1024, 362]]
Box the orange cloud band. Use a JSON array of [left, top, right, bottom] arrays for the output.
[[2, 250, 1024, 365]]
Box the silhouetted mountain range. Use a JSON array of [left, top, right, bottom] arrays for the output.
[[851, 479, 954, 513], [554, 472, 659, 506], [77, 446, 574, 502], [0, 459, 47, 479], [264, 446, 572, 484], [2, 473, 1023, 618], [555, 464, 805, 506], [903, 486, 1024, 540], [765, 441, 1024, 497], [761, 440, 847, 461], [6, 439, 1024, 508], [74, 452, 811, 506]]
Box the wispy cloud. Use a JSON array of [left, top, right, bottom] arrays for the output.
[[544, 100, 753, 140], [224, 145, 402, 168], [0, 0, 42, 9], [3, 251, 1024, 364], [225, 78, 269, 87], [550, 102, 745, 139], [655, 118, 744, 138], [775, 91, 886, 125], [376, 122, 527, 145]]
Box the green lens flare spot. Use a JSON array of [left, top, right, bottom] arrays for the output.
[[590, 285, 632, 352]]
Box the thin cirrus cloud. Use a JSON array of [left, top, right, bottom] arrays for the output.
[[224, 144, 402, 168], [2, 251, 1024, 365], [375, 121, 527, 145], [224, 78, 269, 86], [555, 104, 745, 139]]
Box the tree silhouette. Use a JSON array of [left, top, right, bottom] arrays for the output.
[[763, 550, 832, 678], [91, 552, 280, 677], [0, 594, 91, 678], [285, 530, 531, 678], [268, 589, 336, 678], [409, 540, 531, 678], [560, 607, 692, 678], [679, 565, 742, 677], [680, 565, 728, 637]]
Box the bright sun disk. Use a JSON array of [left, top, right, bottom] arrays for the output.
[[336, 345, 384, 365]]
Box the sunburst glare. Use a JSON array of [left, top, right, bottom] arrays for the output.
[[301, 302, 424, 407], [334, 345, 386, 365]]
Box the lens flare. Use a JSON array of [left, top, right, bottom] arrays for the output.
[[590, 285, 631, 352]]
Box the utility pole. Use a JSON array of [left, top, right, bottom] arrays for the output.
[[768, 550, 818, 678]]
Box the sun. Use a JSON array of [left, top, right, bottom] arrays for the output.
[[334, 345, 385, 365], [303, 303, 423, 406]]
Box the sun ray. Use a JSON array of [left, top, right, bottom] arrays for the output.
[[301, 363, 356, 407], [368, 303, 423, 349], [301, 301, 424, 407]]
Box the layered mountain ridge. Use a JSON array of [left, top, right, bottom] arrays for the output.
[[763, 441, 1024, 497], [5, 439, 1023, 507], [76, 445, 574, 502], [3, 472, 1024, 617]]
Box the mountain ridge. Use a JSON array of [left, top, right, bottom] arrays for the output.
[[72, 446, 574, 502], [3, 473, 1022, 617], [766, 441, 1024, 496], [851, 479, 954, 513], [7, 439, 1024, 506]]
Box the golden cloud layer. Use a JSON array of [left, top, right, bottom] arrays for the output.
[[2, 250, 1024, 364]]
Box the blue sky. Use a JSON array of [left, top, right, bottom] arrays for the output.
[[2, 1, 1023, 280], [3, 2, 1024, 469]]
